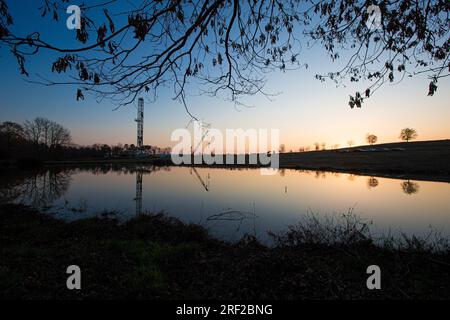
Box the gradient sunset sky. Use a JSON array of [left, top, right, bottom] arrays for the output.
[[1, 1, 449, 152]]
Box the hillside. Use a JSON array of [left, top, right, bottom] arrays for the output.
[[280, 139, 450, 182]]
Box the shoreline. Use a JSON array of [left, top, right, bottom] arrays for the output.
[[24, 162, 450, 184], [2, 139, 449, 183], [1, 203, 449, 299]]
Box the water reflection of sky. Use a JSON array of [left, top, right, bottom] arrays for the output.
[[9, 166, 450, 244]]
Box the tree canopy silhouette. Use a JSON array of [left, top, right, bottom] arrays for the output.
[[401, 180, 420, 195], [0, 0, 448, 114], [23, 117, 72, 148], [366, 133, 377, 145], [400, 127, 418, 142]]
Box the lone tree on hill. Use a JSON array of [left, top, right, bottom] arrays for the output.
[[366, 134, 377, 145], [400, 128, 418, 142]]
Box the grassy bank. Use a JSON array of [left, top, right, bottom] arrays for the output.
[[1, 204, 449, 299]]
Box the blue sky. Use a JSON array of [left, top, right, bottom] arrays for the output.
[[1, 0, 449, 150]]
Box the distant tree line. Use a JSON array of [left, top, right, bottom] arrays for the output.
[[0, 118, 167, 164], [2, 118, 421, 163]]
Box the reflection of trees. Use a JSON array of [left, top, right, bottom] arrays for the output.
[[17, 169, 72, 207], [0, 174, 28, 203], [70, 164, 169, 175], [401, 180, 420, 195], [367, 177, 379, 189], [0, 168, 72, 207], [0, 165, 175, 210], [314, 171, 327, 179]]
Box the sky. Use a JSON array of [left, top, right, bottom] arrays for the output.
[[1, 0, 449, 152]]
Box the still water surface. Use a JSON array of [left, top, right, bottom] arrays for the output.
[[7, 165, 450, 243]]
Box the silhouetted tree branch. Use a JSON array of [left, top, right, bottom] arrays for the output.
[[0, 0, 448, 113]]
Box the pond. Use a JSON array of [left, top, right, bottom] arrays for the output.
[[3, 165, 450, 243]]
